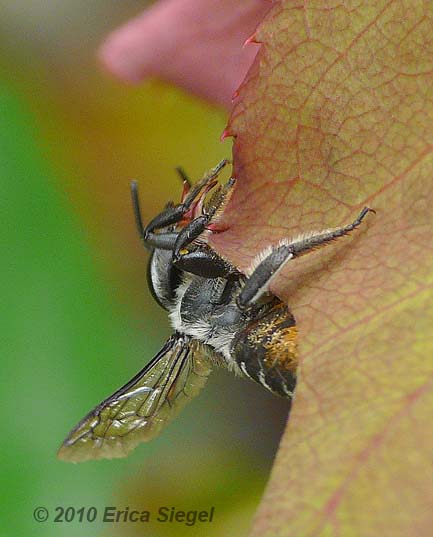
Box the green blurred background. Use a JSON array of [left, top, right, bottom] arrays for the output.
[[0, 2, 289, 536]]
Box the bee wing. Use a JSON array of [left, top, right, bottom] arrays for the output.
[[58, 334, 212, 462]]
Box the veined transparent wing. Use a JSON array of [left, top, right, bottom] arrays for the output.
[[58, 334, 212, 462]]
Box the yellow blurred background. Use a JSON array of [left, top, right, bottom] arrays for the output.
[[0, 2, 289, 536]]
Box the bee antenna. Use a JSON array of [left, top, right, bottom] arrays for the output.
[[175, 167, 192, 188], [130, 181, 145, 240]]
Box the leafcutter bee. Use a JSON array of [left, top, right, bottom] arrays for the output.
[[58, 160, 373, 461]]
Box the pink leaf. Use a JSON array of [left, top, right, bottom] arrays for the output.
[[99, 0, 270, 107]]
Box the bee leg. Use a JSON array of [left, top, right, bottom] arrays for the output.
[[174, 244, 239, 279], [130, 182, 195, 248], [237, 207, 375, 309], [130, 160, 229, 250], [170, 178, 238, 278], [172, 178, 236, 259]]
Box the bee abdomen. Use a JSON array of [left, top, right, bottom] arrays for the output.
[[232, 303, 298, 398]]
